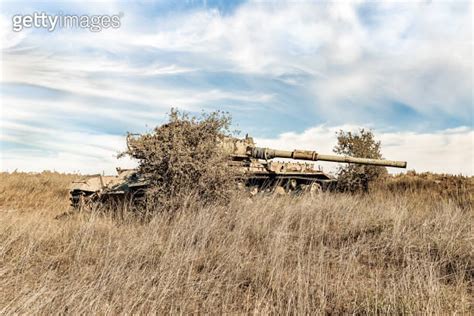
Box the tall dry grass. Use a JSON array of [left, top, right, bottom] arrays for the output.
[[0, 172, 472, 314], [0, 172, 77, 211]]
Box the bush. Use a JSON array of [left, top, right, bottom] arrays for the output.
[[333, 129, 387, 192], [122, 109, 237, 211]]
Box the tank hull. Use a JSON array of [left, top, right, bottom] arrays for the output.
[[70, 161, 336, 208]]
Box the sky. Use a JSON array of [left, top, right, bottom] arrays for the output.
[[0, 0, 472, 175]]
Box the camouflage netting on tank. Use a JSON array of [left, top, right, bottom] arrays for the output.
[[122, 109, 237, 211]]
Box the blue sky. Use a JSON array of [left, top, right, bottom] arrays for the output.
[[1, 0, 472, 174]]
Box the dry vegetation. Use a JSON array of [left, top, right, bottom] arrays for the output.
[[334, 128, 387, 193], [123, 109, 236, 211], [0, 171, 472, 314]]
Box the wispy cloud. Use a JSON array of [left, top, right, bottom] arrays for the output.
[[1, 122, 136, 174]]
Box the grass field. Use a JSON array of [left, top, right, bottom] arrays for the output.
[[0, 172, 472, 314]]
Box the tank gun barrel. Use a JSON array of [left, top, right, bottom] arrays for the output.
[[249, 147, 407, 168]]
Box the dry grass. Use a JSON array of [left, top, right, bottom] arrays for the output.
[[0, 172, 472, 314], [382, 172, 473, 209], [0, 172, 77, 211]]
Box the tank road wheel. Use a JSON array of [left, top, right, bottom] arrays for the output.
[[273, 185, 286, 195], [308, 182, 322, 197], [298, 182, 322, 196], [289, 179, 298, 191], [249, 186, 259, 196]]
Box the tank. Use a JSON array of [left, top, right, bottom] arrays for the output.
[[70, 135, 407, 208], [69, 169, 147, 208]]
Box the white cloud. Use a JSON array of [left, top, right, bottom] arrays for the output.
[[0, 14, 28, 50], [2, 1, 471, 122], [1, 49, 273, 116], [127, 1, 472, 121], [1, 123, 137, 174]]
